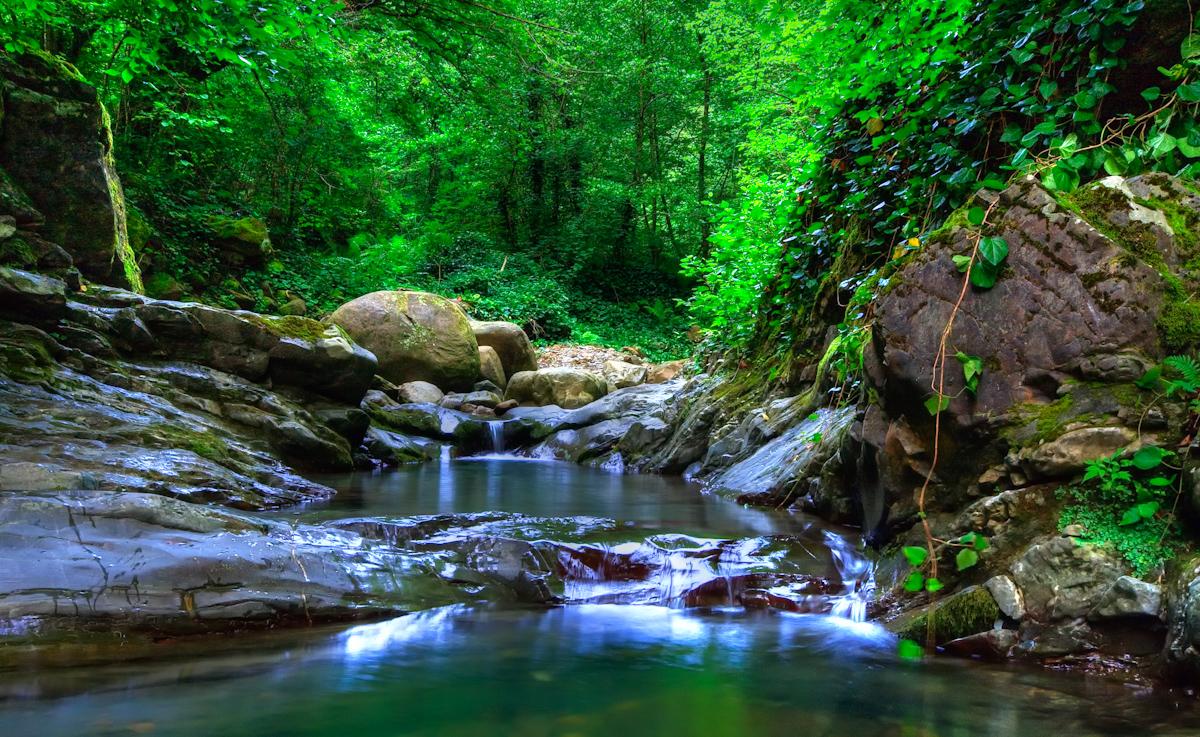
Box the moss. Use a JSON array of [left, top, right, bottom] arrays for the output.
[[1003, 394, 1078, 445], [99, 103, 143, 294], [1158, 276, 1200, 353], [1138, 196, 1200, 259], [1070, 183, 1165, 266], [0, 236, 37, 268], [248, 313, 341, 343], [208, 215, 269, 245], [892, 586, 1001, 646], [0, 332, 56, 384]]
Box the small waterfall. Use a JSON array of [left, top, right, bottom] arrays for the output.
[[825, 530, 874, 623], [486, 421, 505, 453], [440, 444, 452, 466]]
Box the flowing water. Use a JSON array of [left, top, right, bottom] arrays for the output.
[[1, 457, 1197, 736]]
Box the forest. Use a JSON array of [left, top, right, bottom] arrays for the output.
[[4, 0, 1200, 734]]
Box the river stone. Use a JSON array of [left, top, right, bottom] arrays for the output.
[[1089, 575, 1163, 621], [505, 367, 608, 409], [985, 575, 1026, 620], [1010, 537, 1127, 622], [331, 291, 480, 391], [888, 586, 1001, 646], [364, 426, 442, 465], [462, 390, 503, 409], [0, 54, 140, 289], [398, 380, 445, 405], [603, 359, 648, 390], [471, 320, 538, 376], [647, 359, 687, 384], [479, 345, 507, 388], [365, 401, 486, 444]]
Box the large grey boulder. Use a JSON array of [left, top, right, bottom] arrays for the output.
[[331, 291, 480, 391]]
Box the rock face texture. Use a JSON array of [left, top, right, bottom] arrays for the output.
[[471, 319, 538, 376], [0, 54, 140, 289], [331, 290, 480, 391], [0, 266, 382, 509], [861, 174, 1196, 529]]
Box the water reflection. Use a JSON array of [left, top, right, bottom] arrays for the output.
[[1, 606, 1195, 737]]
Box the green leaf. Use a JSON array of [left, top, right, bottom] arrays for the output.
[[903, 571, 925, 592], [1136, 366, 1163, 390], [974, 536, 989, 552], [1141, 87, 1161, 102], [979, 236, 1009, 267], [1132, 446, 1169, 470], [897, 639, 924, 660], [1137, 501, 1160, 519], [902, 546, 929, 566], [924, 394, 951, 415], [1178, 82, 1200, 103], [955, 548, 980, 571], [925, 577, 945, 593], [1183, 34, 1200, 60], [1149, 475, 1175, 488], [967, 206, 986, 227], [1119, 506, 1143, 526], [969, 261, 999, 289], [952, 254, 972, 272]]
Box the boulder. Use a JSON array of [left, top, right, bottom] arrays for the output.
[[479, 345, 507, 388], [647, 359, 688, 384], [206, 214, 272, 267], [1089, 575, 1163, 621], [462, 390, 503, 409], [863, 174, 1199, 519], [398, 380, 445, 404], [331, 290, 480, 391], [471, 320, 538, 376], [0, 266, 66, 322], [505, 367, 608, 409], [0, 53, 140, 290], [602, 359, 648, 390]]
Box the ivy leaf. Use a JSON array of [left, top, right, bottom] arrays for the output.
[[979, 236, 1009, 267], [1149, 475, 1175, 488], [925, 577, 945, 593], [952, 254, 972, 272], [967, 206, 986, 226], [955, 548, 980, 571], [1137, 501, 1160, 519], [1177, 83, 1200, 104], [1141, 87, 1161, 102], [903, 571, 925, 592], [1183, 34, 1200, 60], [924, 394, 951, 415], [1132, 446, 1169, 470], [969, 261, 999, 289], [902, 546, 929, 566]]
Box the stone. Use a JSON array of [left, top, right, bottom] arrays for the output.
[[365, 401, 486, 445], [0, 215, 15, 239], [471, 320, 538, 376], [602, 359, 648, 390], [279, 296, 307, 316], [474, 379, 503, 394], [1016, 426, 1139, 480], [331, 290, 480, 391], [494, 399, 519, 415], [206, 214, 272, 267], [462, 390, 503, 409], [1165, 555, 1200, 679], [943, 629, 1020, 660], [315, 407, 371, 448], [888, 586, 1001, 646], [363, 426, 442, 465], [985, 575, 1026, 620], [1089, 575, 1163, 621], [398, 380, 445, 405], [1010, 537, 1127, 622], [647, 359, 687, 384], [479, 345, 507, 388], [0, 54, 140, 289], [0, 266, 66, 322], [505, 367, 608, 409]]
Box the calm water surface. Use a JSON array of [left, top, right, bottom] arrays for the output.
[[1, 458, 1196, 736]]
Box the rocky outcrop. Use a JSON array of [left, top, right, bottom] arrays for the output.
[[331, 290, 480, 391], [505, 367, 608, 409], [0, 266, 385, 509], [862, 174, 1196, 530], [471, 319, 538, 377], [0, 53, 139, 290]]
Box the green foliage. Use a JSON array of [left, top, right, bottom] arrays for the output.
[[1059, 448, 1185, 576]]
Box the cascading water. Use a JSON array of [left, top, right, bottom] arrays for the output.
[[825, 530, 874, 623], [486, 421, 506, 453]]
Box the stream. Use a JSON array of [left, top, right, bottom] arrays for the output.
[[1, 457, 1197, 736]]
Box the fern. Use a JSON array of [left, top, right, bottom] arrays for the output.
[[1163, 354, 1200, 397]]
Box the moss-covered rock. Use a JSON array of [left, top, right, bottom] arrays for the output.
[[889, 586, 1002, 646]]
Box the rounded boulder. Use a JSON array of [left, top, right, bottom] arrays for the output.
[[330, 291, 480, 391]]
